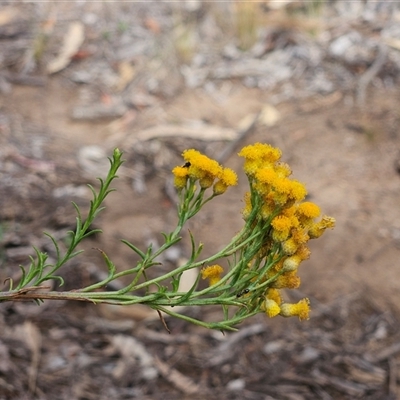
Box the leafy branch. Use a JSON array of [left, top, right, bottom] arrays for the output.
[[0, 144, 335, 331]]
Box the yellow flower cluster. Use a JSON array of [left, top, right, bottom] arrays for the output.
[[238, 143, 335, 321], [238, 143, 282, 176], [201, 265, 224, 286], [261, 289, 310, 320], [172, 149, 238, 194], [171, 143, 334, 325], [239, 143, 307, 213]]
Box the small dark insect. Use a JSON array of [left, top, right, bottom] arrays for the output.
[[236, 288, 250, 298], [182, 162, 191, 168]]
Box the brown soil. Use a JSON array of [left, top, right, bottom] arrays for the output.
[[1, 2, 400, 399]]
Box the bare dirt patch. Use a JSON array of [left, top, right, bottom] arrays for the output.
[[1, 1, 400, 399]]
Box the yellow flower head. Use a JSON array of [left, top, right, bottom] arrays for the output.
[[260, 194, 277, 219], [172, 166, 189, 189], [282, 255, 302, 272], [282, 206, 296, 217], [238, 142, 279, 161], [294, 244, 311, 261], [213, 167, 238, 195], [201, 264, 224, 286], [182, 149, 222, 184], [256, 168, 277, 186], [266, 288, 282, 305], [262, 298, 281, 318], [297, 202, 321, 219], [201, 157, 222, 178], [281, 238, 299, 255], [288, 180, 307, 202], [320, 215, 336, 229], [308, 216, 336, 239], [290, 228, 310, 245], [199, 175, 215, 189], [182, 149, 201, 162], [271, 215, 292, 242], [269, 177, 303, 207], [238, 143, 282, 176], [271, 215, 292, 232], [172, 165, 189, 178], [241, 159, 261, 176], [274, 162, 292, 178], [271, 271, 300, 289], [259, 144, 282, 163], [271, 192, 289, 207], [280, 298, 310, 321], [272, 177, 292, 195], [288, 215, 300, 228]]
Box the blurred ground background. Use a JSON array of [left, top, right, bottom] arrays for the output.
[[1, 1, 400, 399]]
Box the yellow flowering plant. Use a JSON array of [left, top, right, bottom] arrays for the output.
[[0, 144, 335, 331]]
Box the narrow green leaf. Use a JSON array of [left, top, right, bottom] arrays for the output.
[[82, 228, 103, 239], [171, 274, 181, 292], [194, 242, 204, 260], [145, 244, 153, 259], [75, 216, 82, 236], [16, 265, 26, 289], [87, 183, 97, 200], [44, 232, 61, 262], [92, 206, 106, 218], [160, 232, 170, 242], [47, 275, 65, 287], [121, 239, 146, 259], [223, 304, 229, 320], [96, 248, 116, 277], [69, 250, 84, 258], [188, 229, 196, 262], [96, 177, 105, 191], [32, 246, 47, 280], [71, 201, 82, 222], [104, 188, 116, 196], [3, 277, 13, 291]]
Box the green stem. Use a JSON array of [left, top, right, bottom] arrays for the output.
[[128, 225, 252, 293], [33, 150, 124, 286]]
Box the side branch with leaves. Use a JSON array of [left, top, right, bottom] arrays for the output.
[[1, 144, 335, 331]]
